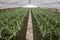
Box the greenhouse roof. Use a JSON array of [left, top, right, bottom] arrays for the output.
[[0, 0, 60, 9]]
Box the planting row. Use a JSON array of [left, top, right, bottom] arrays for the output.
[[0, 8, 29, 40], [32, 8, 60, 40]]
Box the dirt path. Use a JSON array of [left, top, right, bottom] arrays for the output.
[[26, 9, 33, 40]]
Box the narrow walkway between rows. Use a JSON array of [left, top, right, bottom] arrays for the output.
[[26, 9, 33, 40]]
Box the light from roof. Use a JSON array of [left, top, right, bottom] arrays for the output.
[[23, 5, 37, 8]]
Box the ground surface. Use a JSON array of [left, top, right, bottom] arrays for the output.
[[26, 10, 33, 40]]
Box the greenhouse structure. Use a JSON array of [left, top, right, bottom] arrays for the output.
[[0, 0, 60, 40]]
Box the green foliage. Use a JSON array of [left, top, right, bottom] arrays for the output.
[[32, 8, 60, 40], [0, 8, 28, 40]]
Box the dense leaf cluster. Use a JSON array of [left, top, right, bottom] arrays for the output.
[[32, 8, 60, 40]]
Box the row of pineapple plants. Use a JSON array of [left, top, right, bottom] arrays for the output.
[[32, 8, 60, 40], [0, 8, 28, 40]]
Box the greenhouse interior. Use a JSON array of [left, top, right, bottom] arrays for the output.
[[0, 0, 60, 40]]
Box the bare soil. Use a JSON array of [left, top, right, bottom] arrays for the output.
[[26, 9, 33, 40]]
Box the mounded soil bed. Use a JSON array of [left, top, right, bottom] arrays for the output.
[[11, 11, 29, 40], [31, 10, 58, 40]]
